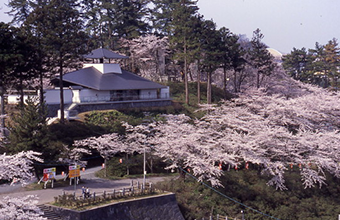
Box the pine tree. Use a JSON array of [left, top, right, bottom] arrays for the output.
[[112, 0, 151, 40], [324, 38, 340, 89], [11, 27, 40, 107], [7, 97, 50, 158], [0, 22, 20, 135], [282, 47, 312, 82], [308, 42, 329, 87], [25, 0, 88, 123], [150, 0, 178, 36], [200, 20, 224, 104], [82, 0, 151, 49], [7, 0, 34, 24], [249, 29, 276, 88], [169, 0, 199, 105]]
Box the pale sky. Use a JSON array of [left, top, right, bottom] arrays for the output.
[[197, 0, 340, 53], [1, 0, 339, 53]]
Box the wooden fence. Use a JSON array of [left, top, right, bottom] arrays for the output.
[[54, 182, 157, 209]]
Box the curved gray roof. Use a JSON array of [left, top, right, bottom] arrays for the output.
[[83, 48, 129, 59], [62, 67, 166, 90]]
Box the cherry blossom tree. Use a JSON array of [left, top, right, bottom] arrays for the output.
[[148, 114, 225, 187], [0, 151, 45, 220], [0, 195, 46, 220], [0, 151, 43, 186], [72, 82, 340, 190], [197, 86, 340, 189], [72, 132, 139, 176], [120, 34, 169, 81], [58, 144, 91, 168]]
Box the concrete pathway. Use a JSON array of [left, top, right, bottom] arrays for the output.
[[0, 166, 172, 205]]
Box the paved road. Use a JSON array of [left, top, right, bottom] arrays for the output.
[[0, 166, 172, 205]]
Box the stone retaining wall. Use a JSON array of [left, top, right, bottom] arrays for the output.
[[47, 100, 172, 117], [47, 193, 184, 220]]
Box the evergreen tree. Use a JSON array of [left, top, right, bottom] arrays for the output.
[[200, 20, 224, 104], [308, 42, 329, 87], [324, 38, 340, 89], [7, 97, 50, 158], [150, 0, 179, 36], [112, 0, 151, 39], [26, 0, 88, 123], [11, 27, 40, 107], [249, 28, 276, 88], [81, 0, 103, 48], [7, 0, 34, 24], [229, 35, 247, 93], [282, 47, 312, 82], [0, 22, 20, 135], [218, 28, 247, 94], [169, 0, 199, 105], [82, 0, 150, 49]]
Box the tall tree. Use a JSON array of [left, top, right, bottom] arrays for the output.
[[169, 0, 199, 105], [82, 0, 151, 49], [7, 0, 34, 24], [0, 22, 19, 135], [24, 1, 52, 106], [112, 0, 151, 40], [27, 0, 88, 123], [249, 29, 276, 88], [150, 0, 178, 36], [200, 20, 224, 104], [324, 38, 340, 89], [219, 28, 247, 94], [11, 27, 40, 107], [308, 42, 329, 87], [282, 47, 312, 82]]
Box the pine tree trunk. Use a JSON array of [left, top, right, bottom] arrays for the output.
[[256, 71, 260, 88], [59, 59, 65, 123], [0, 85, 5, 136], [223, 67, 228, 97], [207, 71, 212, 104], [39, 71, 44, 106], [234, 70, 238, 93], [197, 61, 201, 104], [184, 39, 189, 105], [19, 75, 24, 107]]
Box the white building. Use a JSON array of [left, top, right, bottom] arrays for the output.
[[9, 48, 171, 119]]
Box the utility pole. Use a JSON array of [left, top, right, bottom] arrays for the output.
[[143, 147, 146, 187]]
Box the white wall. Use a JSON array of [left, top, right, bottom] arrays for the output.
[[72, 90, 81, 103], [140, 89, 157, 100], [79, 89, 110, 102], [83, 63, 122, 74], [7, 95, 37, 104], [160, 87, 170, 99]]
